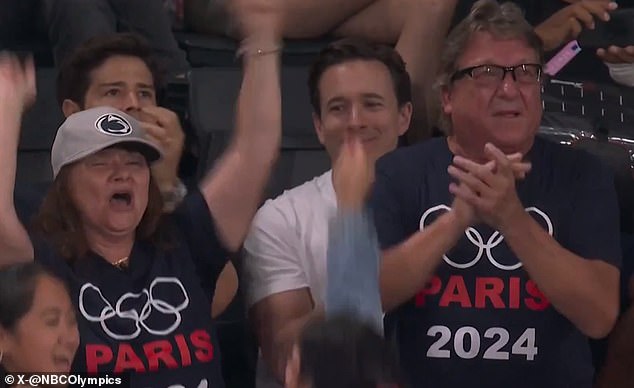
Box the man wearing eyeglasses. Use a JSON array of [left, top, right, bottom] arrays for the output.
[[367, 1, 622, 387]]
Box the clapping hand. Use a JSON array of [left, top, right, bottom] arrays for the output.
[[448, 144, 532, 232]]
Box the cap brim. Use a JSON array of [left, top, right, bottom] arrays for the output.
[[107, 140, 162, 164], [54, 138, 163, 177]]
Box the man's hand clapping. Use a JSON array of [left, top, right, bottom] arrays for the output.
[[448, 144, 532, 233]]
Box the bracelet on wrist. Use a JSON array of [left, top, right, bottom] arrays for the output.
[[236, 41, 283, 60]]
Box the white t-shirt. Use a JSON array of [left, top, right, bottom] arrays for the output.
[[242, 170, 336, 388]]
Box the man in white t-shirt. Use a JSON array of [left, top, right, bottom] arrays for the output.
[[241, 37, 416, 387]]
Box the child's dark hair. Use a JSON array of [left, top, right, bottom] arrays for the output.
[[0, 262, 61, 331], [298, 315, 406, 388]]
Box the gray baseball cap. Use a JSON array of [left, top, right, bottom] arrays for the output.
[[51, 107, 163, 177]]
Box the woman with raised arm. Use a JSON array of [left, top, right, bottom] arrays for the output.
[[0, 2, 282, 385]]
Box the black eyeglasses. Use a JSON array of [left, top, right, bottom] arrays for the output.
[[450, 63, 542, 86]]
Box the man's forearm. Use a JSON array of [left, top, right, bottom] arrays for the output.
[[327, 209, 383, 331], [381, 212, 465, 312], [503, 212, 620, 338]]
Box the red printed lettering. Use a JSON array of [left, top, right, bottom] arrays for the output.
[[509, 277, 520, 309], [84, 329, 214, 373], [439, 276, 472, 308], [415, 276, 442, 307], [413, 276, 550, 311], [191, 330, 214, 362], [175, 334, 192, 366], [144, 340, 178, 371], [525, 281, 550, 311], [114, 343, 145, 373], [86, 345, 113, 373], [475, 277, 504, 308]]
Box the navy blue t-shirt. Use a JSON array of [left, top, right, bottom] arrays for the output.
[[32, 189, 228, 388], [371, 137, 622, 388]]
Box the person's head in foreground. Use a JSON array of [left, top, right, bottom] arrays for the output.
[[34, 106, 163, 260], [308, 38, 413, 164], [284, 316, 406, 388], [436, 0, 544, 158], [0, 262, 79, 376]]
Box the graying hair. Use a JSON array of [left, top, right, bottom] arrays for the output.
[[434, 0, 544, 133]]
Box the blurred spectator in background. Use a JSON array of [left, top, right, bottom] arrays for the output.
[[532, 0, 634, 86], [0, 262, 79, 378], [186, 0, 458, 143], [283, 316, 406, 388], [55, 33, 187, 213], [41, 0, 189, 74]]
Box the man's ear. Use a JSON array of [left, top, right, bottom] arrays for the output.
[[397, 102, 413, 136], [313, 111, 326, 146], [62, 99, 81, 118], [441, 86, 453, 116]]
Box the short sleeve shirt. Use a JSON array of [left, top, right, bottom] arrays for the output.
[[32, 189, 229, 388], [371, 137, 622, 388]]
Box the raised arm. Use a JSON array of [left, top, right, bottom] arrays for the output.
[[0, 54, 36, 265], [199, 3, 283, 252], [326, 135, 382, 329]]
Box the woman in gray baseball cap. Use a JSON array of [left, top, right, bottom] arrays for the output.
[[0, 10, 282, 384]]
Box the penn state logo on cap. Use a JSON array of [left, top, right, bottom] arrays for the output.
[[95, 113, 132, 136]]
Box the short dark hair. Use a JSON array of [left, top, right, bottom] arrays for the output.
[[0, 262, 61, 331], [56, 33, 165, 108], [308, 38, 412, 116], [298, 315, 406, 388]]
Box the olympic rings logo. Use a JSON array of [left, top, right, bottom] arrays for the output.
[[78, 277, 190, 340], [419, 205, 553, 271]]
